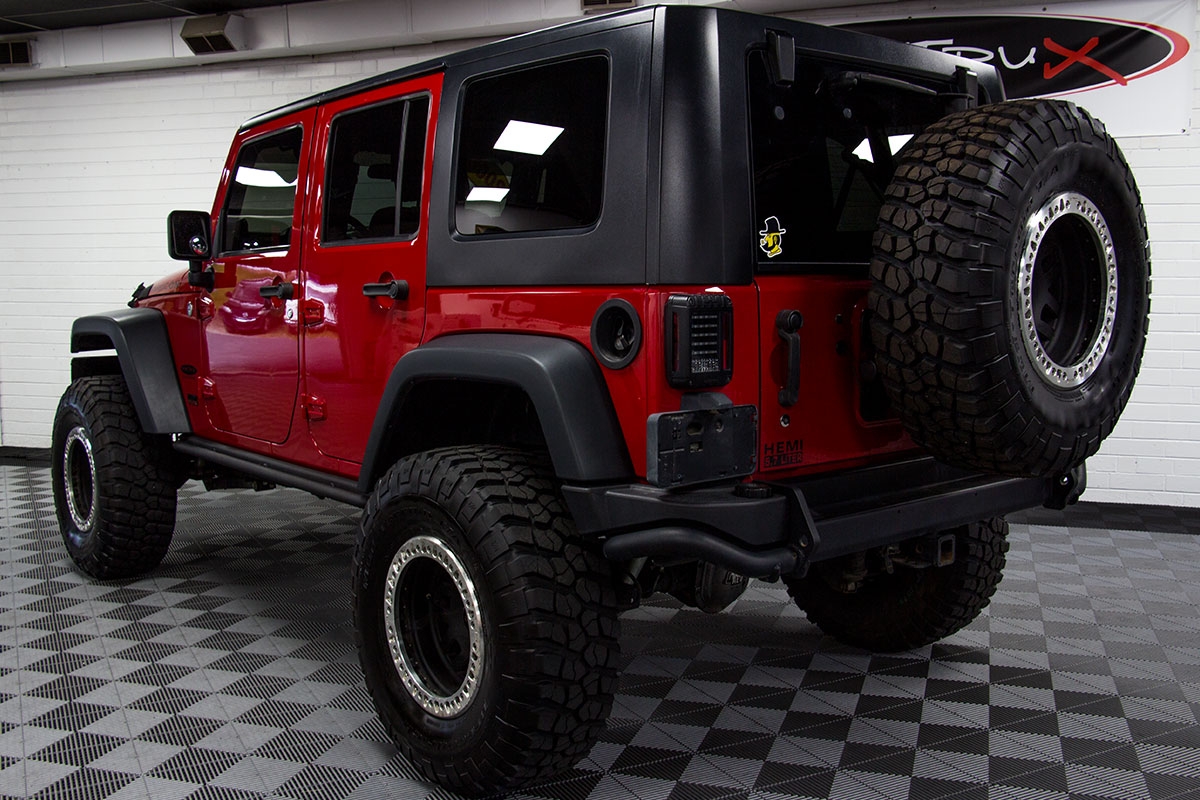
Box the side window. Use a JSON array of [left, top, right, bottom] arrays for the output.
[[220, 127, 302, 254], [455, 56, 608, 236], [323, 95, 430, 244]]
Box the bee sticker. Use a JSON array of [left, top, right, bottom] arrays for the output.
[[758, 216, 786, 258]]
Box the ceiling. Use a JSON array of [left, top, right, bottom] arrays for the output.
[[0, 1, 326, 36]]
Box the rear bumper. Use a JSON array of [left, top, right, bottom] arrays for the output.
[[562, 456, 1084, 579]]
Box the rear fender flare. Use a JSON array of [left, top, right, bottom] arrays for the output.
[[358, 334, 633, 493]]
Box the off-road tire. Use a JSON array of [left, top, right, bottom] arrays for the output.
[[353, 446, 620, 797], [870, 99, 1150, 477], [787, 518, 1008, 652], [51, 375, 178, 579]]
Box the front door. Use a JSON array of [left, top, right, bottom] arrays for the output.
[[202, 109, 316, 445], [301, 76, 441, 463]]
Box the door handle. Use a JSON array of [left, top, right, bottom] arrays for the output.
[[776, 310, 803, 407], [363, 280, 409, 300], [259, 282, 294, 300]]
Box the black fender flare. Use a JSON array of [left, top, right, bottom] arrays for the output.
[[358, 334, 634, 493], [71, 308, 191, 435]]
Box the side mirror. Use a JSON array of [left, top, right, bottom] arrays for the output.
[[168, 210, 215, 291]]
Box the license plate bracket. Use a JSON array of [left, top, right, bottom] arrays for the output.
[[647, 404, 758, 488]]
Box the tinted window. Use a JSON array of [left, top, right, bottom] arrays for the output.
[[747, 51, 949, 267], [220, 127, 302, 254], [455, 56, 608, 236], [323, 95, 430, 244]]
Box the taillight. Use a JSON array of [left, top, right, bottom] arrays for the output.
[[664, 293, 733, 389]]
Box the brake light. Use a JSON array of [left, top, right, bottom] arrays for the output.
[[664, 293, 733, 389]]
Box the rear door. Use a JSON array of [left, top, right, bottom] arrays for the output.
[[301, 75, 441, 463]]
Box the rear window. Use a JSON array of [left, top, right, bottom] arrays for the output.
[[747, 50, 952, 268], [455, 55, 608, 236]]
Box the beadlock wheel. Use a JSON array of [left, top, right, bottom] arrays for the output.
[[1018, 191, 1118, 389], [51, 375, 178, 579], [384, 535, 484, 718], [353, 446, 620, 796], [62, 425, 97, 535]]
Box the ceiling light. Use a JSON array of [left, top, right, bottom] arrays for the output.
[[235, 167, 294, 188], [493, 120, 564, 156], [467, 187, 510, 203]]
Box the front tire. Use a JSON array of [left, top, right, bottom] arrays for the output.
[[787, 518, 1009, 652], [51, 375, 178, 579], [353, 446, 619, 796]]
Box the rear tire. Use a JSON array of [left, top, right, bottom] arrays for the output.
[[353, 446, 619, 796], [51, 375, 178, 579], [787, 518, 1008, 652], [870, 99, 1150, 477]]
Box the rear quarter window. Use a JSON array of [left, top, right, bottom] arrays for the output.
[[454, 55, 608, 236]]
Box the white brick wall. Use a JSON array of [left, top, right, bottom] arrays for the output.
[[1082, 3, 1200, 506], [0, 45, 456, 449], [1, 2, 1198, 507]]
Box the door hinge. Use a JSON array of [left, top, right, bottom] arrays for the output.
[[301, 298, 325, 326], [303, 395, 327, 421]]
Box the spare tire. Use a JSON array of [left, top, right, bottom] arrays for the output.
[[870, 99, 1150, 477]]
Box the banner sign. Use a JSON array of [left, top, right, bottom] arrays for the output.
[[837, 1, 1193, 136]]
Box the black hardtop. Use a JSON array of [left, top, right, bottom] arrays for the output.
[[239, 5, 1001, 133], [235, 4, 1003, 290]]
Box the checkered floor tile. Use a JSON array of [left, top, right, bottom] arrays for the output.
[[2, 462, 1199, 800]]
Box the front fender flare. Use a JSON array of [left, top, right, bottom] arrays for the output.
[[71, 308, 190, 435], [358, 334, 634, 493]]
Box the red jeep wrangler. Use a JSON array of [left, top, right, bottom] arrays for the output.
[[53, 6, 1149, 795]]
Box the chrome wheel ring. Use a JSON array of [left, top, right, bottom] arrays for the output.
[[384, 535, 484, 718], [63, 426, 97, 531], [1017, 191, 1118, 389]]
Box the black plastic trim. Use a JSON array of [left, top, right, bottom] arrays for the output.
[[173, 437, 366, 507], [71, 308, 190, 435], [591, 298, 642, 370], [358, 333, 633, 493]]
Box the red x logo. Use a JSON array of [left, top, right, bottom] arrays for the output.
[[1044, 37, 1128, 86]]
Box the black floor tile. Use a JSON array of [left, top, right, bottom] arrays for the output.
[[3, 464, 1200, 799]]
